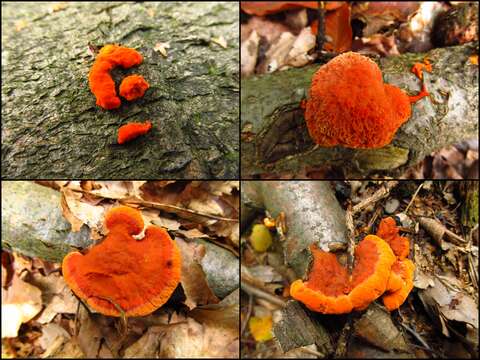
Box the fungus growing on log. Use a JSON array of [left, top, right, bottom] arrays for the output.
[[290, 235, 395, 314], [88, 45, 143, 109], [117, 121, 152, 144], [62, 205, 181, 317], [304, 52, 429, 148], [119, 75, 150, 101]]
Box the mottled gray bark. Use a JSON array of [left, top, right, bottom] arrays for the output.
[[2, 2, 239, 179], [241, 181, 347, 277], [1, 181, 238, 298], [241, 42, 478, 177]]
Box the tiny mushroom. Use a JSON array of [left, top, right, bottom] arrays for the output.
[[62, 205, 181, 317], [119, 75, 150, 101], [304, 52, 427, 149], [117, 121, 152, 144]]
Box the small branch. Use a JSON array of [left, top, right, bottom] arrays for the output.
[[352, 181, 399, 214], [241, 281, 287, 308], [404, 182, 424, 214]]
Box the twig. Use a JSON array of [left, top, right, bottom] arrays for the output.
[[345, 203, 355, 273], [240, 293, 253, 337], [404, 182, 424, 214], [400, 322, 432, 352], [241, 281, 287, 308], [316, 1, 325, 53], [300, 346, 325, 358], [352, 181, 399, 214]]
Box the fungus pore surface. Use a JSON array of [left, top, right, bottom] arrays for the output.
[[117, 121, 152, 144], [304, 51, 412, 148], [88, 45, 143, 110], [62, 205, 181, 317]]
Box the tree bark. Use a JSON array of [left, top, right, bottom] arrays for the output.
[[2, 2, 239, 179], [241, 42, 478, 177]]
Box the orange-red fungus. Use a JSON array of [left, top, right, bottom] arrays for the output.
[[117, 121, 152, 144], [62, 205, 181, 317], [382, 258, 415, 311], [88, 44, 143, 110], [119, 75, 150, 101], [304, 52, 412, 149], [376, 217, 410, 259], [290, 235, 395, 314]]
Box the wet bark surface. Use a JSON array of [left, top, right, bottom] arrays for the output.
[[2, 2, 239, 179]]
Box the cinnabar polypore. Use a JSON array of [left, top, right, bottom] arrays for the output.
[[382, 258, 415, 311], [117, 121, 152, 144], [88, 45, 144, 110], [290, 235, 396, 314], [304, 52, 423, 148], [62, 205, 181, 317], [376, 217, 410, 259], [119, 75, 150, 101]]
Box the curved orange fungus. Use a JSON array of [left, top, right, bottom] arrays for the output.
[[117, 121, 152, 144], [62, 205, 181, 317], [290, 235, 395, 314], [88, 45, 143, 109], [376, 217, 410, 259], [382, 258, 415, 311], [119, 75, 150, 101]]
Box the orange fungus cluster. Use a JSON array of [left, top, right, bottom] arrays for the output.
[[290, 217, 415, 314], [88, 45, 144, 110], [304, 52, 430, 149], [119, 75, 150, 101], [62, 205, 181, 317], [117, 121, 152, 144]]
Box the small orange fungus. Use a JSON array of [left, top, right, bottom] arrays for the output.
[[304, 52, 412, 149], [290, 235, 395, 314], [117, 121, 152, 144], [376, 217, 410, 259], [62, 205, 181, 317], [119, 75, 150, 101], [88, 44, 143, 109]]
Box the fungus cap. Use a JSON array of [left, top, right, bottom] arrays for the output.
[[62, 206, 181, 317], [304, 52, 411, 148], [119, 75, 150, 101], [290, 235, 395, 314], [117, 121, 152, 144], [88, 45, 144, 110], [382, 258, 415, 311]]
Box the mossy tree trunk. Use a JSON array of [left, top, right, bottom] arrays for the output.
[[241, 42, 478, 177], [2, 2, 239, 179]]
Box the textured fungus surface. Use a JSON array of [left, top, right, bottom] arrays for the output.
[[290, 235, 395, 314], [304, 52, 412, 149], [119, 75, 150, 101], [382, 259, 415, 311], [117, 121, 152, 144], [376, 217, 410, 259], [62, 206, 181, 317], [88, 45, 143, 109]]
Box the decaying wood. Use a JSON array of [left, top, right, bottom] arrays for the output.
[[241, 42, 479, 177], [241, 181, 347, 277]]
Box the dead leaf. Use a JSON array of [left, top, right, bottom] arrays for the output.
[[241, 30, 260, 77], [249, 316, 274, 342], [38, 323, 70, 357], [211, 36, 228, 49], [1, 274, 42, 338], [176, 238, 219, 309], [123, 326, 163, 358]]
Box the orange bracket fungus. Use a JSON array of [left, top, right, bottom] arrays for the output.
[[376, 216, 410, 259], [117, 121, 152, 144], [290, 235, 395, 314], [304, 51, 430, 149], [119, 75, 150, 101], [62, 206, 181, 317], [88, 45, 144, 110]]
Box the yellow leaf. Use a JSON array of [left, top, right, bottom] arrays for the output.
[[248, 316, 273, 342]]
